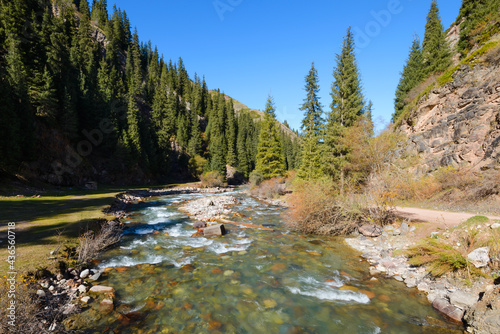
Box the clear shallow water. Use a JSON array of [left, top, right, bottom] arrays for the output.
[[79, 192, 463, 333]]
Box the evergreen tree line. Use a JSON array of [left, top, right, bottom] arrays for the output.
[[295, 27, 374, 188], [456, 0, 500, 57], [0, 0, 298, 183], [393, 0, 453, 122]]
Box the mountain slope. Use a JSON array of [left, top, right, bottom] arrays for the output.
[[395, 1, 500, 174]]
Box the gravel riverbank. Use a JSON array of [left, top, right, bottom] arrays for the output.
[[344, 223, 500, 333]]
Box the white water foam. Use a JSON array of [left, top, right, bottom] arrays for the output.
[[287, 285, 370, 303], [172, 257, 193, 268], [165, 224, 192, 238], [208, 242, 251, 254], [170, 236, 214, 249], [98, 254, 165, 268], [120, 237, 158, 249], [286, 276, 369, 304]]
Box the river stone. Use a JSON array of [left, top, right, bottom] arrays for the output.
[[432, 297, 464, 322], [491, 223, 500, 229], [400, 222, 409, 234], [359, 224, 383, 237], [193, 221, 206, 229], [81, 296, 91, 304], [99, 298, 114, 314], [467, 247, 489, 268], [80, 269, 90, 279], [449, 290, 478, 309], [89, 285, 115, 294], [88, 271, 102, 281], [36, 290, 46, 297], [263, 299, 277, 308], [392, 228, 401, 236], [77, 284, 87, 294]]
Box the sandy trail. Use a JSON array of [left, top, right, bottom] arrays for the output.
[[395, 206, 500, 238], [396, 207, 500, 226]]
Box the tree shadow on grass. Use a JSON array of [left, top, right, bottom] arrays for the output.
[[15, 218, 104, 247], [0, 195, 116, 224]]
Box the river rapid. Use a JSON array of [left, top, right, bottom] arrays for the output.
[[80, 190, 463, 333]]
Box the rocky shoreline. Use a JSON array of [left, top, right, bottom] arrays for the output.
[[344, 223, 500, 333]]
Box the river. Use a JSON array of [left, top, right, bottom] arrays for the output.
[[78, 190, 463, 333]]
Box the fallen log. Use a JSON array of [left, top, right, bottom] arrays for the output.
[[217, 218, 274, 231]]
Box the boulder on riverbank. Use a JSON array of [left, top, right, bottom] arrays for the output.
[[463, 285, 500, 333]]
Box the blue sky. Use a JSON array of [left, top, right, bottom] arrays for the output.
[[106, 0, 462, 132]]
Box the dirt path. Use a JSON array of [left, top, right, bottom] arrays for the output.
[[395, 206, 500, 239]]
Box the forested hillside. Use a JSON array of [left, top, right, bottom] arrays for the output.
[[0, 0, 299, 186]]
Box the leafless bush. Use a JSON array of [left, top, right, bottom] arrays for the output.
[[249, 177, 287, 199], [287, 178, 364, 235], [0, 276, 41, 334], [77, 220, 122, 266]]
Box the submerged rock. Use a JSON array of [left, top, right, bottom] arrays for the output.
[[89, 286, 115, 294], [99, 298, 114, 314]]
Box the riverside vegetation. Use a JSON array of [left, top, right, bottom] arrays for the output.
[[1, 0, 500, 333]]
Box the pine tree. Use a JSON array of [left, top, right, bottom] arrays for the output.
[[325, 27, 365, 185], [393, 34, 424, 122], [422, 0, 452, 75], [329, 27, 364, 128], [31, 66, 58, 119], [125, 95, 142, 161], [256, 95, 285, 179], [225, 98, 237, 166], [298, 62, 324, 180]]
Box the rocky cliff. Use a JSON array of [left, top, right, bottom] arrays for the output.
[[398, 42, 500, 173]]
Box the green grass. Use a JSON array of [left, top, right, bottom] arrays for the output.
[[437, 40, 500, 86], [0, 183, 191, 274]]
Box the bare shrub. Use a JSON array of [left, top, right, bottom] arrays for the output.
[[77, 220, 123, 266], [249, 177, 286, 199], [0, 275, 40, 333], [200, 170, 225, 188], [287, 178, 363, 235]]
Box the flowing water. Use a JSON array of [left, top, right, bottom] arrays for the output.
[[79, 191, 463, 333]]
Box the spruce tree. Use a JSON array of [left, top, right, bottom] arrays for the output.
[[256, 95, 285, 179], [325, 27, 365, 184], [298, 62, 324, 180], [125, 95, 142, 161], [225, 98, 237, 166], [422, 0, 451, 75], [393, 34, 424, 122]]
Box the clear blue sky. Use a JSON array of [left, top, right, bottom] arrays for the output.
[[106, 0, 462, 132]]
